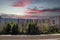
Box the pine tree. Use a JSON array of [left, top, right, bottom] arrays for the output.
[[27, 22, 40, 35], [12, 24, 19, 35], [4, 23, 11, 34]]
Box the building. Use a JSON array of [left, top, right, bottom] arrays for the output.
[[0, 15, 60, 28]]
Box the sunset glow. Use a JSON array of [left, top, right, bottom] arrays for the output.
[[0, 0, 60, 16]]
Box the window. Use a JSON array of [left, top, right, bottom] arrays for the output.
[[52, 20, 55, 24], [42, 19, 45, 23]]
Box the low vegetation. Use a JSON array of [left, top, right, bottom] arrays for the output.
[[0, 22, 60, 35]]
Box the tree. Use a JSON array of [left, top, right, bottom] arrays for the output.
[[39, 23, 49, 34], [26, 22, 40, 35], [4, 23, 11, 34], [49, 25, 59, 33], [12, 24, 19, 35]]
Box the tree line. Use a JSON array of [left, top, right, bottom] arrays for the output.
[[0, 22, 60, 35]]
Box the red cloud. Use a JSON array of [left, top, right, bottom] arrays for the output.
[[25, 9, 45, 14], [12, 0, 31, 7]]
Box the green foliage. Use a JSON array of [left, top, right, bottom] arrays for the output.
[[26, 22, 40, 35], [4, 23, 11, 34], [49, 25, 59, 33], [12, 24, 19, 35], [39, 24, 49, 34], [1, 21, 60, 35], [2, 22, 20, 35], [0, 27, 3, 34]]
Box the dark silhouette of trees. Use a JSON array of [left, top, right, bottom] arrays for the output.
[[27, 22, 40, 35], [4, 23, 11, 34], [12, 24, 19, 35], [2, 21, 20, 35]]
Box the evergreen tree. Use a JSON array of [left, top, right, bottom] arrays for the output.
[[27, 22, 40, 35], [4, 23, 11, 34], [12, 24, 19, 35]]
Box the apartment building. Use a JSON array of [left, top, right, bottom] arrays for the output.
[[0, 16, 60, 27]]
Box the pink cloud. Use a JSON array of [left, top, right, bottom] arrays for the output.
[[12, 0, 31, 7], [25, 9, 45, 14]]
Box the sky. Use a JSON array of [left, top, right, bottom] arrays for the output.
[[0, 0, 60, 16]]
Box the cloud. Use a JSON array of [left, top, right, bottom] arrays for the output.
[[12, 0, 31, 7], [43, 7, 60, 12], [26, 7, 60, 14], [26, 9, 44, 14]]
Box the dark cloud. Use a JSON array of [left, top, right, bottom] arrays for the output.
[[43, 7, 60, 12], [26, 7, 60, 14], [31, 0, 60, 3]]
